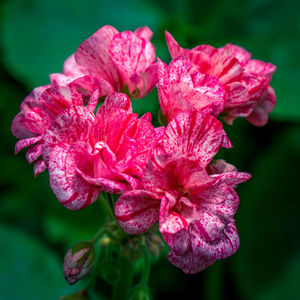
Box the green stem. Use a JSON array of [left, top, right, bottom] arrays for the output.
[[112, 256, 135, 300], [107, 193, 115, 213], [140, 244, 151, 287], [86, 243, 105, 290], [99, 193, 115, 222]]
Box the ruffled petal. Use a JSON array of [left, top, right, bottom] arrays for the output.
[[247, 85, 276, 126], [134, 26, 153, 41], [162, 111, 223, 167], [115, 190, 160, 234], [244, 59, 276, 84], [109, 31, 156, 94], [49, 141, 100, 210], [75, 25, 122, 90], [165, 31, 188, 59], [33, 160, 47, 177], [168, 247, 215, 274], [190, 221, 239, 260], [15, 136, 42, 154], [42, 106, 94, 165], [210, 44, 243, 85]]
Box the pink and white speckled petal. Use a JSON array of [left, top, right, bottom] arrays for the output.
[[210, 44, 243, 85], [42, 106, 94, 165], [162, 111, 223, 167], [109, 31, 156, 94], [33, 159, 47, 177], [168, 248, 215, 274], [49, 142, 100, 210], [50, 54, 90, 87], [165, 31, 188, 59], [67, 75, 113, 99], [246, 85, 276, 126], [207, 159, 236, 174], [241, 73, 266, 101], [77, 169, 130, 194], [134, 27, 153, 41], [231, 45, 252, 66], [12, 104, 54, 139], [225, 81, 249, 108], [86, 89, 100, 113], [221, 130, 233, 148], [12, 85, 51, 139], [40, 86, 83, 115], [159, 193, 188, 246], [130, 62, 159, 98], [244, 59, 276, 84], [191, 210, 227, 242], [189, 72, 226, 116], [63, 54, 89, 76], [190, 221, 239, 260], [75, 25, 122, 90], [26, 143, 42, 164], [15, 136, 42, 154], [115, 190, 160, 234], [210, 171, 251, 186], [104, 92, 132, 112], [199, 186, 240, 219]]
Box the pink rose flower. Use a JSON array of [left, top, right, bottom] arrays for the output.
[[115, 111, 250, 273], [165, 31, 276, 125]]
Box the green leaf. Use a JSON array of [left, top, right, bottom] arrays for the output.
[[2, 0, 162, 89], [0, 223, 80, 300]]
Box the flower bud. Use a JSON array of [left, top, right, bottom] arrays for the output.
[[63, 242, 95, 285]]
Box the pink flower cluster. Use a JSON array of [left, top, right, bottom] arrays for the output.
[[12, 26, 276, 273]]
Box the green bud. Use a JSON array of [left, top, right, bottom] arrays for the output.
[[64, 242, 95, 284]]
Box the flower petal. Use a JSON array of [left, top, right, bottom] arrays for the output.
[[49, 142, 100, 210], [75, 25, 122, 90], [162, 111, 223, 167], [115, 190, 160, 234], [42, 106, 94, 165]]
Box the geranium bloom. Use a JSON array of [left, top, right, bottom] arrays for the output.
[[76, 92, 158, 194], [44, 92, 158, 209], [115, 111, 251, 273], [157, 56, 226, 124], [165, 31, 276, 125], [12, 85, 99, 176], [51, 26, 158, 99]]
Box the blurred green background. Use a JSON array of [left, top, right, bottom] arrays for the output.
[[1, 0, 300, 299]]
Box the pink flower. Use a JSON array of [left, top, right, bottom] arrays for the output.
[[50, 26, 158, 99], [157, 56, 226, 124], [12, 85, 99, 176], [76, 92, 158, 194], [165, 31, 276, 125], [115, 111, 250, 273]]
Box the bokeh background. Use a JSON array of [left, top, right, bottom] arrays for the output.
[[1, 0, 300, 299]]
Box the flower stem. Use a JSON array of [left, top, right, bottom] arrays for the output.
[[86, 242, 105, 290], [140, 243, 151, 287], [112, 256, 134, 300], [107, 193, 115, 215], [99, 193, 115, 222]]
